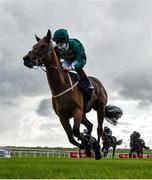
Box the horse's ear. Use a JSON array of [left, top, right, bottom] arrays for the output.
[[35, 34, 41, 42], [46, 29, 52, 43]]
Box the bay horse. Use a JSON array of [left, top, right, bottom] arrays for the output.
[[129, 138, 149, 158], [102, 132, 122, 158], [23, 29, 123, 160]]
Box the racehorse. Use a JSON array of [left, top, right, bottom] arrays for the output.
[[23, 29, 123, 160], [102, 132, 122, 158], [129, 138, 149, 158], [79, 133, 100, 158]]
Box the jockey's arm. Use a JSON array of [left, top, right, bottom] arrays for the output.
[[72, 40, 86, 70]]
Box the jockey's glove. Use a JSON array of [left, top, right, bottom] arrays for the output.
[[69, 65, 75, 70]]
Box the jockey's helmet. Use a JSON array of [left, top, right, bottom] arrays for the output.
[[53, 29, 69, 42], [136, 132, 140, 138], [104, 126, 108, 130]]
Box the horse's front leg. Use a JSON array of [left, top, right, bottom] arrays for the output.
[[72, 109, 92, 157], [81, 114, 93, 135], [59, 117, 84, 149], [102, 147, 108, 157], [72, 109, 89, 144]]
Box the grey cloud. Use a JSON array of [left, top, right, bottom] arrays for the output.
[[120, 129, 131, 134], [0, 106, 21, 134], [108, 0, 151, 22], [39, 121, 60, 131], [118, 122, 130, 126], [115, 69, 152, 107], [1, 100, 19, 107], [0, 65, 49, 102], [36, 98, 52, 117]]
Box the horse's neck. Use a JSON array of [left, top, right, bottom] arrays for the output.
[[103, 134, 110, 144], [139, 139, 145, 147], [45, 48, 66, 95], [133, 139, 140, 147]]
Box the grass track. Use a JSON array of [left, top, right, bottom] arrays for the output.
[[0, 157, 152, 179]]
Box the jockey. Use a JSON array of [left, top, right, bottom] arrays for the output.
[[81, 129, 96, 147], [103, 126, 113, 143], [130, 131, 140, 146], [53, 29, 94, 100], [104, 126, 112, 136], [130, 131, 140, 140]]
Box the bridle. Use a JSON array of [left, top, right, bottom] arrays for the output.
[[31, 42, 52, 72], [29, 42, 79, 98]]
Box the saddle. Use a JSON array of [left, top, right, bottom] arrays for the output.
[[104, 133, 115, 144]]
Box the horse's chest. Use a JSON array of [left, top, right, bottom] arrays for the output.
[[53, 100, 72, 117]]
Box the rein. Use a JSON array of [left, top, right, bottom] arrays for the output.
[[31, 43, 79, 98]]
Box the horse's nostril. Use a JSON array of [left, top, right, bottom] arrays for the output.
[[23, 55, 33, 68], [23, 56, 26, 61], [23, 56, 30, 61]]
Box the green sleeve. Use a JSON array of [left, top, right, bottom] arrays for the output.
[[72, 40, 87, 70]]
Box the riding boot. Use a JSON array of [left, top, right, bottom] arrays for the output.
[[77, 69, 94, 100]]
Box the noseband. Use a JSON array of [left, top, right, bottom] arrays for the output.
[[31, 42, 53, 70]]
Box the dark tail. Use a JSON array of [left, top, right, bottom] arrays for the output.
[[144, 146, 149, 150], [105, 105, 123, 125], [116, 139, 123, 145]]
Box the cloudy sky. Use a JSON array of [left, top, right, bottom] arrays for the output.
[[0, 0, 152, 148]]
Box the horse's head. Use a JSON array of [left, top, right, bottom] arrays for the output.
[[23, 30, 52, 68]]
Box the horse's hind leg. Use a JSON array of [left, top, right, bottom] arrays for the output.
[[137, 151, 140, 158], [81, 114, 93, 135], [112, 145, 116, 158], [96, 105, 105, 144], [59, 117, 83, 149], [140, 150, 143, 158], [129, 149, 133, 158]]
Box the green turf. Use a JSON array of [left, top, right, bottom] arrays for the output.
[[0, 157, 152, 179]]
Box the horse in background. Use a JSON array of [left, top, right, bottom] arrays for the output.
[[23, 29, 123, 160], [129, 138, 149, 158], [79, 133, 99, 158], [102, 132, 122, 158]]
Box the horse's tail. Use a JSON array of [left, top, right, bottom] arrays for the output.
[[105, 105, 123, 125], [116, 139, 123, 145], [144, 146, 149, 150]]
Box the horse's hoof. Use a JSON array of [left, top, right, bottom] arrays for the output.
[[95, 150, 102, 160], [95, 154, 102, 160]]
